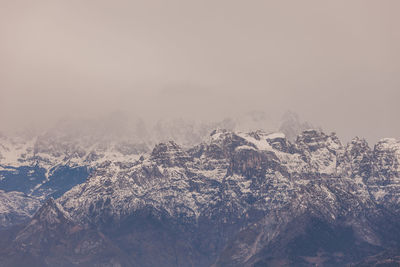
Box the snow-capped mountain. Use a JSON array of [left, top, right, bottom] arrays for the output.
[[0, 190, 41, 229], [0, 112, 291, 203], [0, 123, 399, 266]]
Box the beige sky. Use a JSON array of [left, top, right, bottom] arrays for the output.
[[1, 0, 399, 143]]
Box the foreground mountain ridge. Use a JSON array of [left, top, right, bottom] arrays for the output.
[[0, 128, 400, 266]]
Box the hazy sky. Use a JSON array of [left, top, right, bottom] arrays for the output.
[[1, 0, 399, 143]]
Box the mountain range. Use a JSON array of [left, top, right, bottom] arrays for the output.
[[0, 115, 399, 266]]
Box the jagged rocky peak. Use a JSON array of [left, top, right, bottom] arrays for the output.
[[374, 138, 400, 156], [32, 197, 71, 225], [373, 138, 400, 180], [296, 129, 342, 152], [209, 128, 242, 143], [190, 129, 251, 160], [265, 132, 293, 153], [194, 129, 294, 160], [294, 130, 343, 176], [340, 137, 373, 179], [13, 198, 76, 251], [347, 137, 371, 154], [151, 140, 191, 166]]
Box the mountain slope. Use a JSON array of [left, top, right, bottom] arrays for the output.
[[0, 190, 41, 229], [0, 198, 131, 267], [0, 128, 399, 266]]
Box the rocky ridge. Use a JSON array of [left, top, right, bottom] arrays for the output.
[[0, 128, 400, 266]]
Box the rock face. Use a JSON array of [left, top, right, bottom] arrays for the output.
[[151, 141, 191, 167], [338, 137, 373, 179], [373, 138, 400, 181], [1, 198, 130, 267], [0, 129, 400, 266]]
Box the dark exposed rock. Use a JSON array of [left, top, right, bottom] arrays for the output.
[[373, 138, 400, 182], [0, 198, 130, 267], [338, 137, 373, 180], [151, 141, 192, 167], [228, 147, 268, 178]]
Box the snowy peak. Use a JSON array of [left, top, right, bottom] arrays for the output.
[[339, 137, 373, 179], [296, 129, 342, 153], [346, 137, 371, 156], [373, 138, 400, 180], [0, 190, 41, 229], [265, 132, 292, 153], [191, 129, 252, 160], [151, 141, 191, 166], [375, 138, 400, 150]]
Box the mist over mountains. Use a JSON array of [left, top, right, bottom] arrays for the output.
[[0, 110, 310, 152], [0, 111, 400, 266], [1, 1, 400, 266]]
